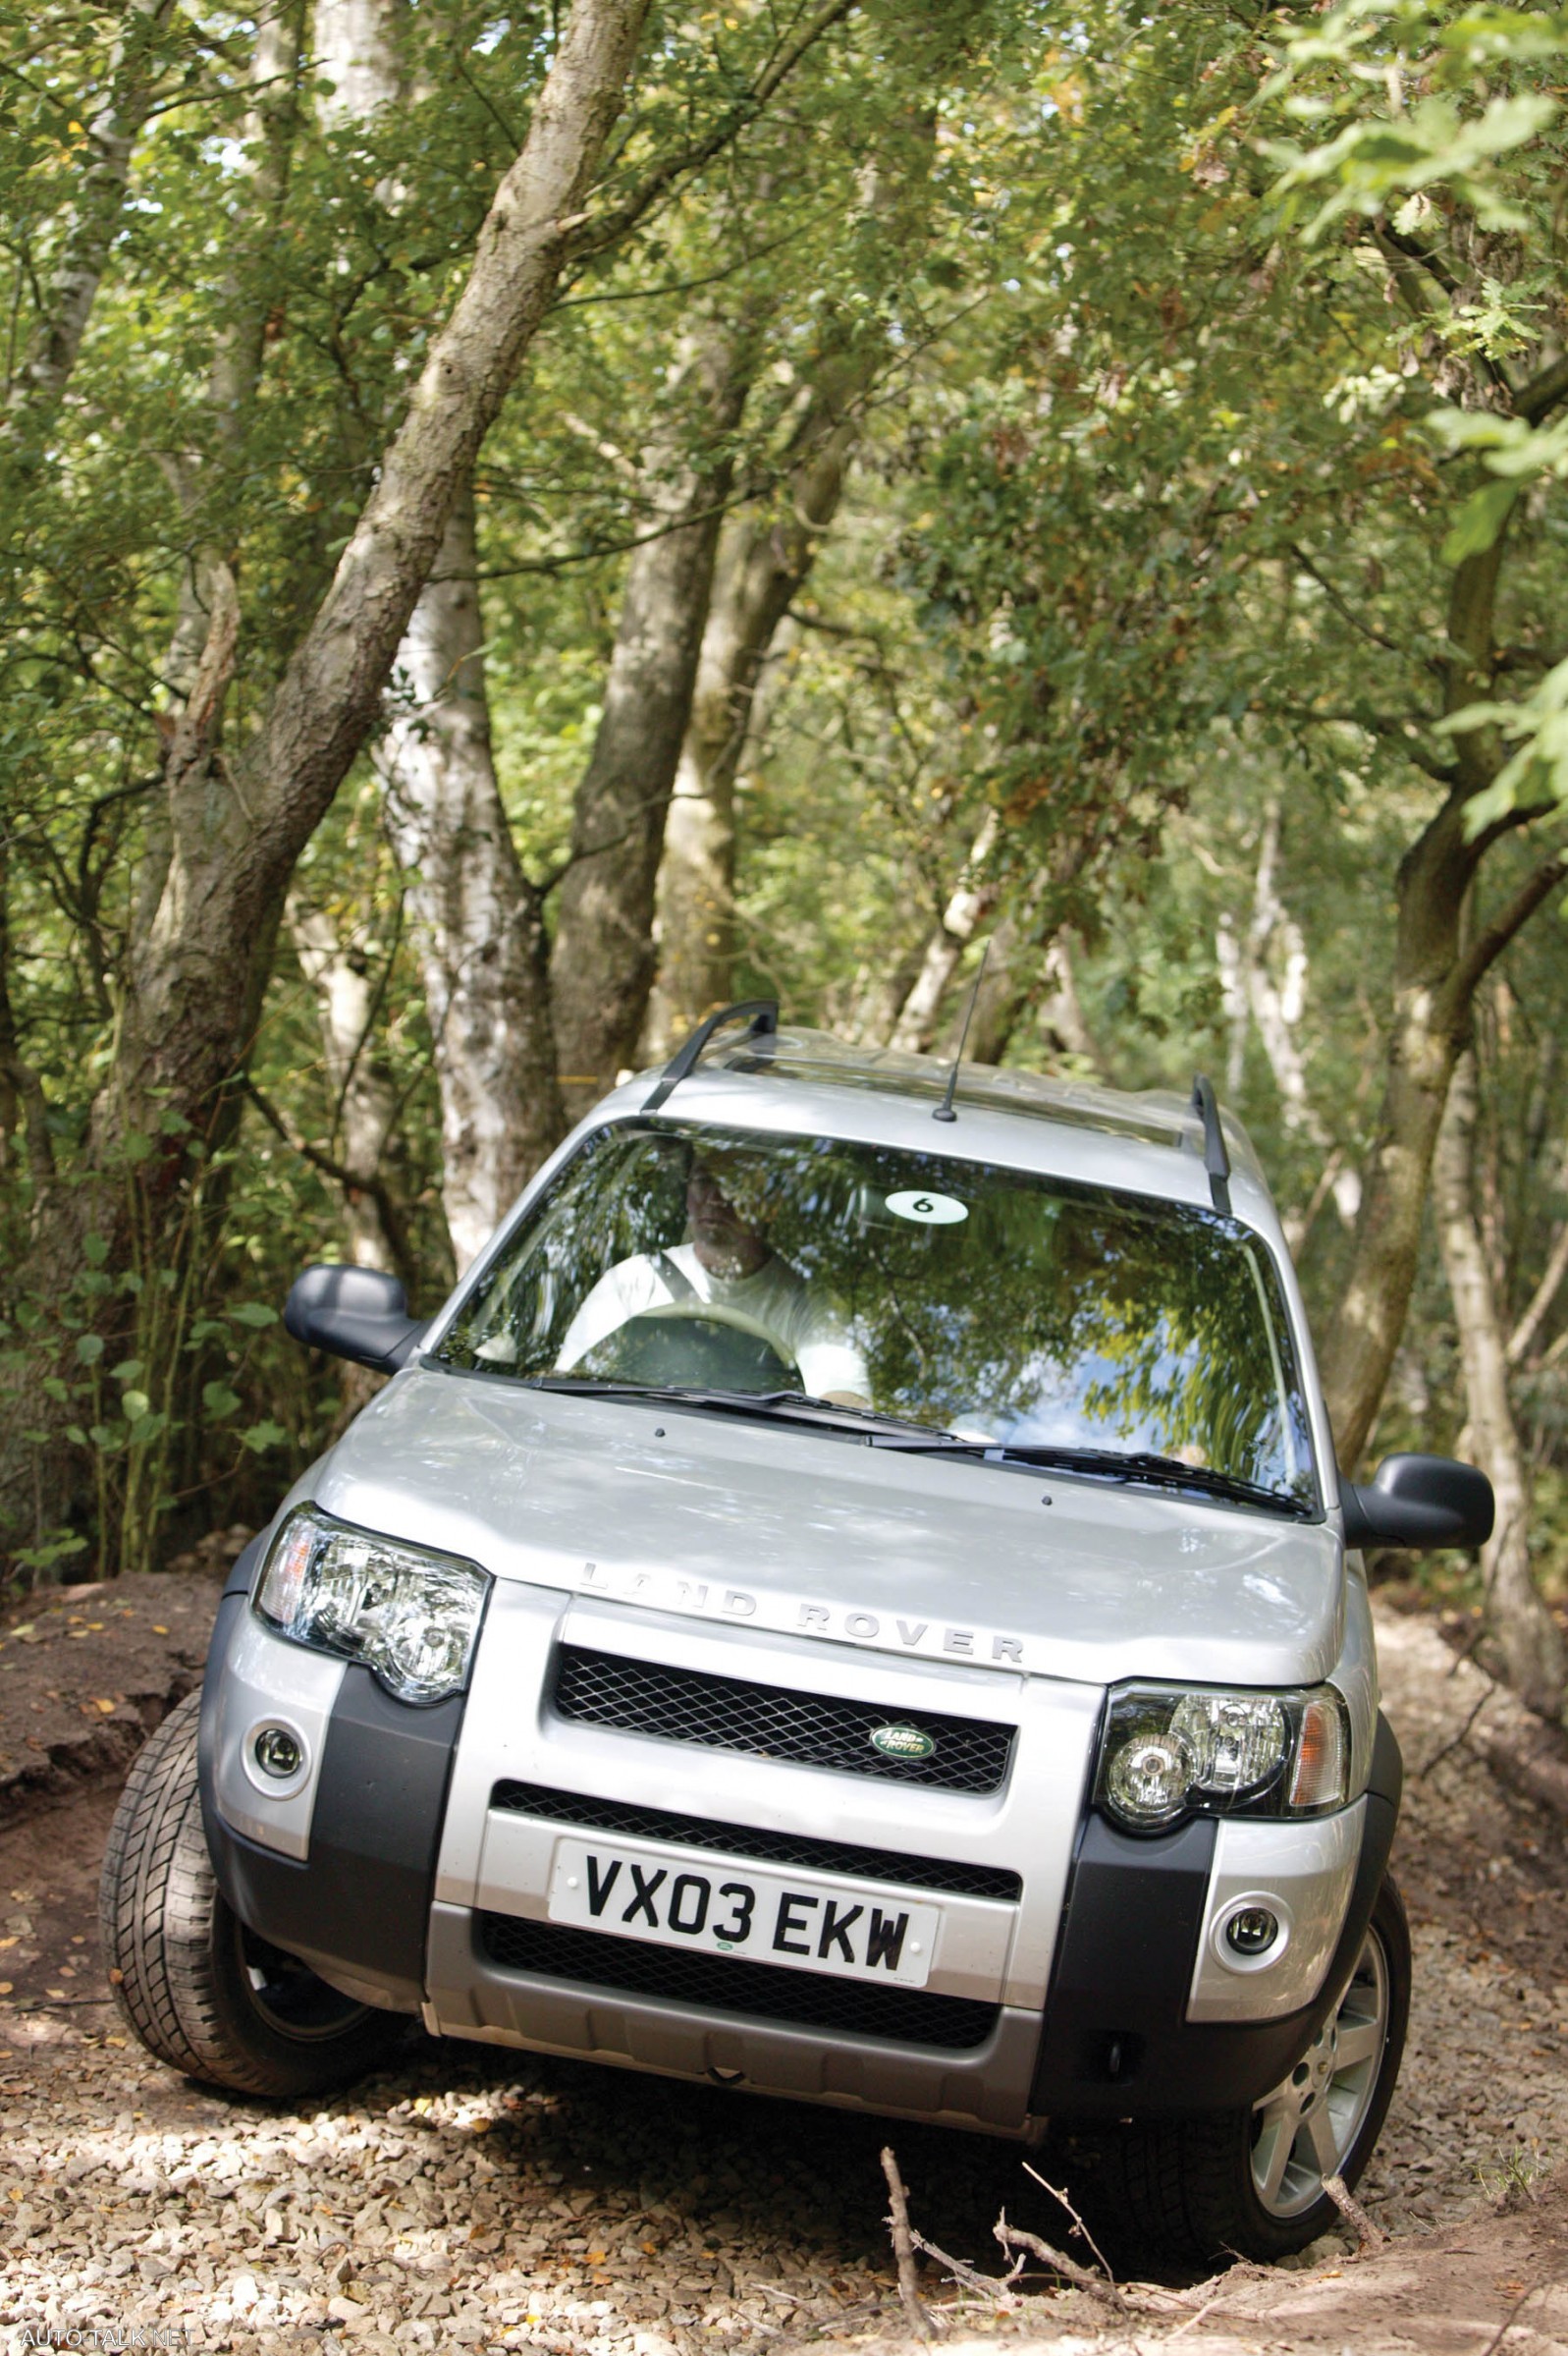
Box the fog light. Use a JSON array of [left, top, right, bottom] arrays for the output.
[[252, 1725, 303, 1781], [1225, 1905, 1280, 1957]]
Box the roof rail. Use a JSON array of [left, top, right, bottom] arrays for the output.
[[1191, 1073, 1232, 1215], [642, 1000, 780, 1114]]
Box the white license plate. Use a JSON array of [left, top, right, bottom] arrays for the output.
[[546, 1837, 941, 1989]]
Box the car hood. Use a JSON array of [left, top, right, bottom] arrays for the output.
[[308, 1365, 1344, 1689]]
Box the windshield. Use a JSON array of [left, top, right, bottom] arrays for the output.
[[435, 1120, 1318, 1510]]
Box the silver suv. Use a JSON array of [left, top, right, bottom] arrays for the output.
[[101, 1007, 1491, 2263]]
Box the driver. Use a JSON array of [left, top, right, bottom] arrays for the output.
[[556, 1154, 871, 1405]]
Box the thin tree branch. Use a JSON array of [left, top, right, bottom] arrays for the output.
[[1289, 543, 1419, 662], [533, 787, 682, 896], [1453, 854, 1568, 1010], [556, 214, 825, 307], [1370, 222, 1515, 405], [450, 49, 523, 152], [1262, 701, 1459, 784], [1508, 1214, 1568, 1366], [568, 0, 857, 263], [471, 488, 749, 580], [243, 1078, 414, 1286], [1516, 353, 1568, 425]]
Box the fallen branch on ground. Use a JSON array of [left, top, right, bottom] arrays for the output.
[[1022, 2161, 1119, 2282], [994, 2212, 1133, 2313], [880, 2147, 936, 2339], [1324, 2172, 1384, 2252], [907, 2227, 1018, 2310], [995, 2213, 1199, 2319]]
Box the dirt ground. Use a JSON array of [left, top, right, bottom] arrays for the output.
[[0, 1556, 239, 1827], [2, 1583, 1567, 2353]]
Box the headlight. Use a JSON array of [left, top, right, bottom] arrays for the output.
[[255, 1507, 490, 1706], [1096, 1683, 1348, 1835]]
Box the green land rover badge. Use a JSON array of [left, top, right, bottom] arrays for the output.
[[870, 1724, 936, 1762]]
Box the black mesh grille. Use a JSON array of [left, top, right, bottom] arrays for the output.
[[552, 1646, 1014, 1795], [477, 1911, 1000, 2051], [490, 1781, 1022, 1902]]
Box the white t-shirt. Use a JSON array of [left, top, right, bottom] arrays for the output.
[[556, 1242, 869, 1399]]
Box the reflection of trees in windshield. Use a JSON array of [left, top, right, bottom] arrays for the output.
[[443, 1131, 693, 1367], [437, 1120, 1315, 1504]]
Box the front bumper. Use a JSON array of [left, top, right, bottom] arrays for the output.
[[199, 1562, 1401, 2132]]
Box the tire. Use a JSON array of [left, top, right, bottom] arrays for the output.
[[1053, 1874, 1411, 2267], [99, 1689, 404, 2099]]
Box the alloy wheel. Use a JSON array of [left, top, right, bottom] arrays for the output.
[[1249, 1928, 1390, 2219]]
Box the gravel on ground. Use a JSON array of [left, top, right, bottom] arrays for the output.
[[1, 1588, 1566, 2355]]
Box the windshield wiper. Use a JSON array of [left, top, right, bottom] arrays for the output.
[[524, 1377, 949, 1441], [867, 1433, 1310, 1514]]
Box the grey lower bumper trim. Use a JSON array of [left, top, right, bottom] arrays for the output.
[[425, 1901, 1041, 2134]]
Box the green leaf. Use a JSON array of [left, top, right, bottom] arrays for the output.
[[227, 1302, 280, 1329], [75, 1332, 105, 1365], [1440, 479, 1517, 565], [202, 1381, 243, 1418], [121, 1389, 151, 1421], [241, 1420, 291, 1453], [82, 1233, 109, 1268], [109, 1358, 144, 1384], [1444, 659, 1568, 832]]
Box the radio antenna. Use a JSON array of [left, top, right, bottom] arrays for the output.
[[933, 938, 994, 1123]]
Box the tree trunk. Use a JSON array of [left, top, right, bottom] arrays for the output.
[[549, 317, 758, 1098], [103, 0, 650, 1175], [320, 0, 563, 1270], [640, 45, 967, 1061], [641, 354, 868, 1057], [1319, 795, 1487, 1466], [1219, 804, 1361, 1246], [887, 817, 1107, 1065], [1036, 938, 1108, 1076], [286, 898, 406, 1276], [165, 4, 305, 694], [959, 904, 1031, 1067], [0, 0, 652, 1564], [1509, 1208, 1568, 1367], [887, 812, 1001, 1052], [314, 0, 403, 124], [7, 0, 175, 414], [1318, 494, 1568, 1465], [1433, 1050, 1565, 1720], [380, 478, 566, 1270]]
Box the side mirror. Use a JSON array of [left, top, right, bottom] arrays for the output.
[[1340, 1452, 1494, 1552], [284, 1264, 425, 1375]]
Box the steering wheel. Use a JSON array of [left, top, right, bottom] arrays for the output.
[[576, 1311, 797, 1394]]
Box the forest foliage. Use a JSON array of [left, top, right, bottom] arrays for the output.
[[2, 0, 1568, 1710]]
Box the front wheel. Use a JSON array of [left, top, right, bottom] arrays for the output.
[[1054, 1874, 1411, 2266], [99, 1689, 405, 2099]]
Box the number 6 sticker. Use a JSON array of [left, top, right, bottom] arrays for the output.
[[886, 1189, 968, 1225]]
